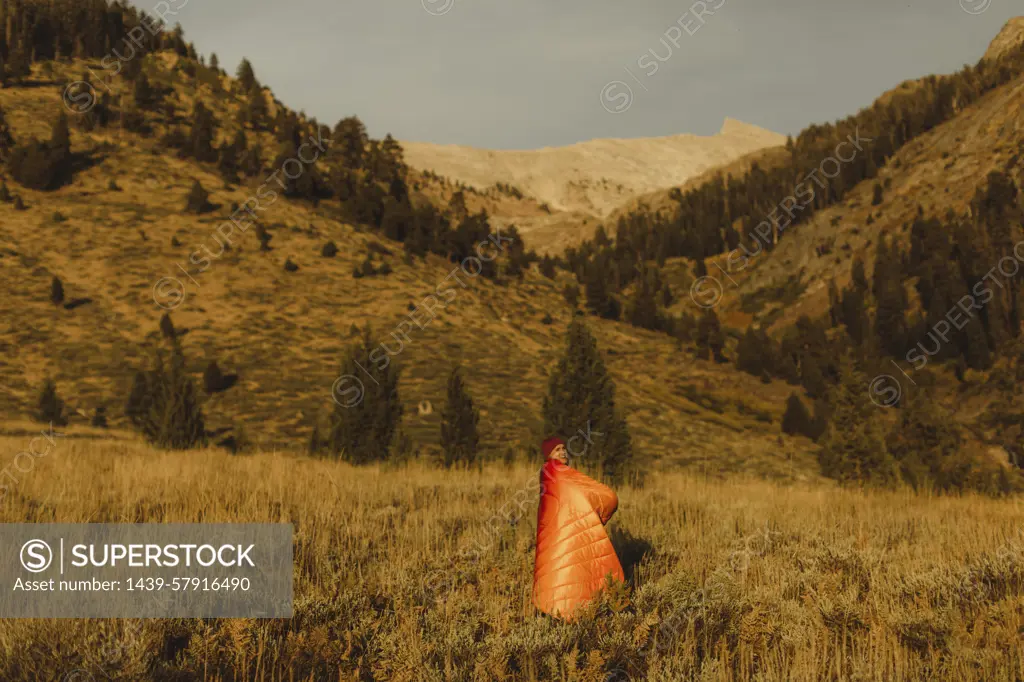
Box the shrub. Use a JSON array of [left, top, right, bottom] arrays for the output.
[[107, 178, 121, 192], [377, 262, 392, 276], [12, 195, 25, 210], [0, 181, 11, 202], [541, 313, 554, 325], [37, 379, 68, 426], [321, 241, 338, 258], [284, 258, 299, 272], [91, 407, 108, 428]]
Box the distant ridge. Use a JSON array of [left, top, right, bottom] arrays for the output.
[[984, 16, 1024, 62], [401, 119, 786, 218]]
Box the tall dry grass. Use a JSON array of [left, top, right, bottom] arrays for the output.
[[0, 434, 1022, 681]]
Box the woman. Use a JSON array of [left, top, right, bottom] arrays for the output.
[[532, 436, 624, 619]]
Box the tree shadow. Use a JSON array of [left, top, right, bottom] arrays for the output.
[[63, 297, 93, 310], [609, 526, 654, 585], [207, 374, 238, 393]]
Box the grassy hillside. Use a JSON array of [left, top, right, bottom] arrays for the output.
[[0, 55, 817, 479], [0, 437, 1022, 680]]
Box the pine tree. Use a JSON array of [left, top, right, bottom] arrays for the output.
[[818, 360, 900, 486], [184, 180, 211, 214], [871, 183, 884, 206], [873, 236, 908, 356], [0, 106, 14, 161], [187, 101, 217, 162], [585, 261, 620, 320], [126, 340, 207, 449], [325, 328, 403, 464], [246, 84, 268, 130], [851, 254, 868, 293], [542, 319, 634, 483], [331, 116, 369, 170], [886, 387, 964, 491], [563, 283, 579, 308], [236, 58, 257, 91], [50, 276, 64, 306], [203, 360, 227, 394], [840, 286, 869, 345], [626, 269, 663, 331], [539, 256, 557, 279], [439, 366, 480, 468], [37, 379, 68, 426], [736, 325, 766, 377], [133, 72, 159, 110], [50, 112, 71, 158], [697, 309, 726, 362], [159, 313, 176, 339], [209, 53, 219, 71], [781, 393, 812, 438]]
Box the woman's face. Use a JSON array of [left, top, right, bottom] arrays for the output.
[[549, 444, 568, 464]]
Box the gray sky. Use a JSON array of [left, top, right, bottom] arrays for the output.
[[151, 0, 1020, 149]]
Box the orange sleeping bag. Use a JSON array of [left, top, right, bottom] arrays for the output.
[[532, 459, 625, 618]]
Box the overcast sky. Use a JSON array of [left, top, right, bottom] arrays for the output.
[[150, 0, 1020, 149]]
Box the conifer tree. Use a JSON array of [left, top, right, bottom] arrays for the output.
[[37, 379, 67, 426], [236, 58, 257, 91], [697, 309, 726, 362], [781, 393, 812, 438], [873, 236, 908, 356], [585, 259, 620, 320], [246, 84, 268, 130], [851, 254, 868, 293], [133, 72, 159, 110], [126, 340, 206, 449], [736, 325, 767, 377], [818, 359, 900, 486], [325, 328, 403, 464], [0, 106, 14, 161], [840, 286, 869, 345], [50, 276, 64, 306], [331, 116, 369, 169], [886, 387, 964, 491], [439, 366, 480, 469], [203, 360, 227, 394], [542, 319, 634, 483], [626, 269, 663, 331], [184, 180, 211, 214], [159, 312, 176, 339], [187, 101, 217, 162]]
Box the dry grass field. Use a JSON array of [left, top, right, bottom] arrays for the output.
[[1, 434, 1022, 681]]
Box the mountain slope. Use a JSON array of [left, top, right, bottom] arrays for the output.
[[0, 56, 817, 481]]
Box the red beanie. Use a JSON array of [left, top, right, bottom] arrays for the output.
[[542, 437, 565, 459]]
